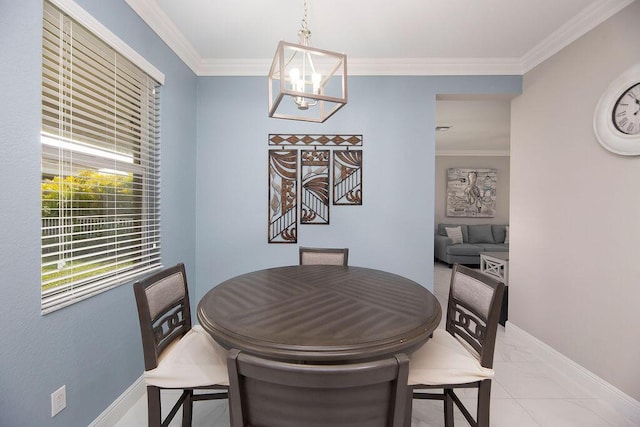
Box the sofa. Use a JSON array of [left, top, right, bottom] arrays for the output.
[[434, 223, 509, 266]]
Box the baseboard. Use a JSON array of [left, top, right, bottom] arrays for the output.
[[506, 322, 640, 425], [89, 375, 145, 427]]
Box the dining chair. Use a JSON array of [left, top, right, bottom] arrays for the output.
[[299, 246, 349, 266], [408, 264, 505, 427], [133, 263, 228, 427], [227, 349, 409, 427]]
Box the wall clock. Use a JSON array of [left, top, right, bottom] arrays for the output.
[[593, 63, 640, 155]]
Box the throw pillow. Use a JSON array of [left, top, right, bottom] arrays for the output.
[[491, 224, 507, 244], [445, 226, 463, 244], [468, 224, 495, 244], [504, 226, 509, 244]]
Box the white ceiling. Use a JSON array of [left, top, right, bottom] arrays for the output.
[[123, 0, 633, 154], [125, 0, 632, 76]]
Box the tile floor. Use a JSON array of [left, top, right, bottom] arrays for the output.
[[114, 262, 633, 427]]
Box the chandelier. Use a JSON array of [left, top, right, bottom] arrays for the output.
[[268, 0, 347, 123]]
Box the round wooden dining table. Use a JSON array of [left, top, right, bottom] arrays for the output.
[[197, 265, 442, 362]]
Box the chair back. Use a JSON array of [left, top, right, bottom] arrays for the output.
[[299, 246, 349, 266], [227, 349, 409, 427], [133, 263, 192, 371], [446, 264, 505, 369]]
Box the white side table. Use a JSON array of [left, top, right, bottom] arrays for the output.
[[480, 252, 509, 326], [480, 252, 509, 285]]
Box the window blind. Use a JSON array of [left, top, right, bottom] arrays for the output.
[[41, 1, 161, 313]]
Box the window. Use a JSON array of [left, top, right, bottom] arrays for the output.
[[41, 0, 162, 313]]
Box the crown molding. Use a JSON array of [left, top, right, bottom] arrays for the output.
[[126, 0, 635, 77], [346, 58, 524, 77], [520, 0, 635, 73], [124, 0, 201, 74], [197, 58, 273, 76]]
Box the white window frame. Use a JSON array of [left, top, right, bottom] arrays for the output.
[[41, 0, 165, 314]]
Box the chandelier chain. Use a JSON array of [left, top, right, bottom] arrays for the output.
[[298, 0, 311, 45], [301, 0, 309, 30]]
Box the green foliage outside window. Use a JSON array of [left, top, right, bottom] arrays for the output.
[[42, 170, 135, 218], [42, 170, 138, 290]]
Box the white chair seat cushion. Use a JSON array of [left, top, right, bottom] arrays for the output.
[[408, 329, 494, 386], [144, 325, 229, 388]]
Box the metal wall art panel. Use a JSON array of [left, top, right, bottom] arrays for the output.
[[269, 134, 363, 147], [268, 150, 298, 243], [333, 150, 363, 205], [300, 150, 330, 224], [446, 168, 497, 217]]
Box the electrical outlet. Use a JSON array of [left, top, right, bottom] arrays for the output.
[[51, 385, 66, 417]]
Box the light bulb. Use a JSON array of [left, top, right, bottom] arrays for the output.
[[289, 68, 301, 91], [312, 73, 321, 94]]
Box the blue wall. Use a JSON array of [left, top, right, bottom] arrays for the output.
[[0, 0, 198, 425], [194, 76, 522, 301], [0, 0, 521, 425]]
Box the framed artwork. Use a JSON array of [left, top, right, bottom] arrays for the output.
[[268, 150, 298, 243], [446, 168, 496, 217], [333, 149, 362, 205], [267, 136, 363, 243], [300, 150, 330, 224]]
